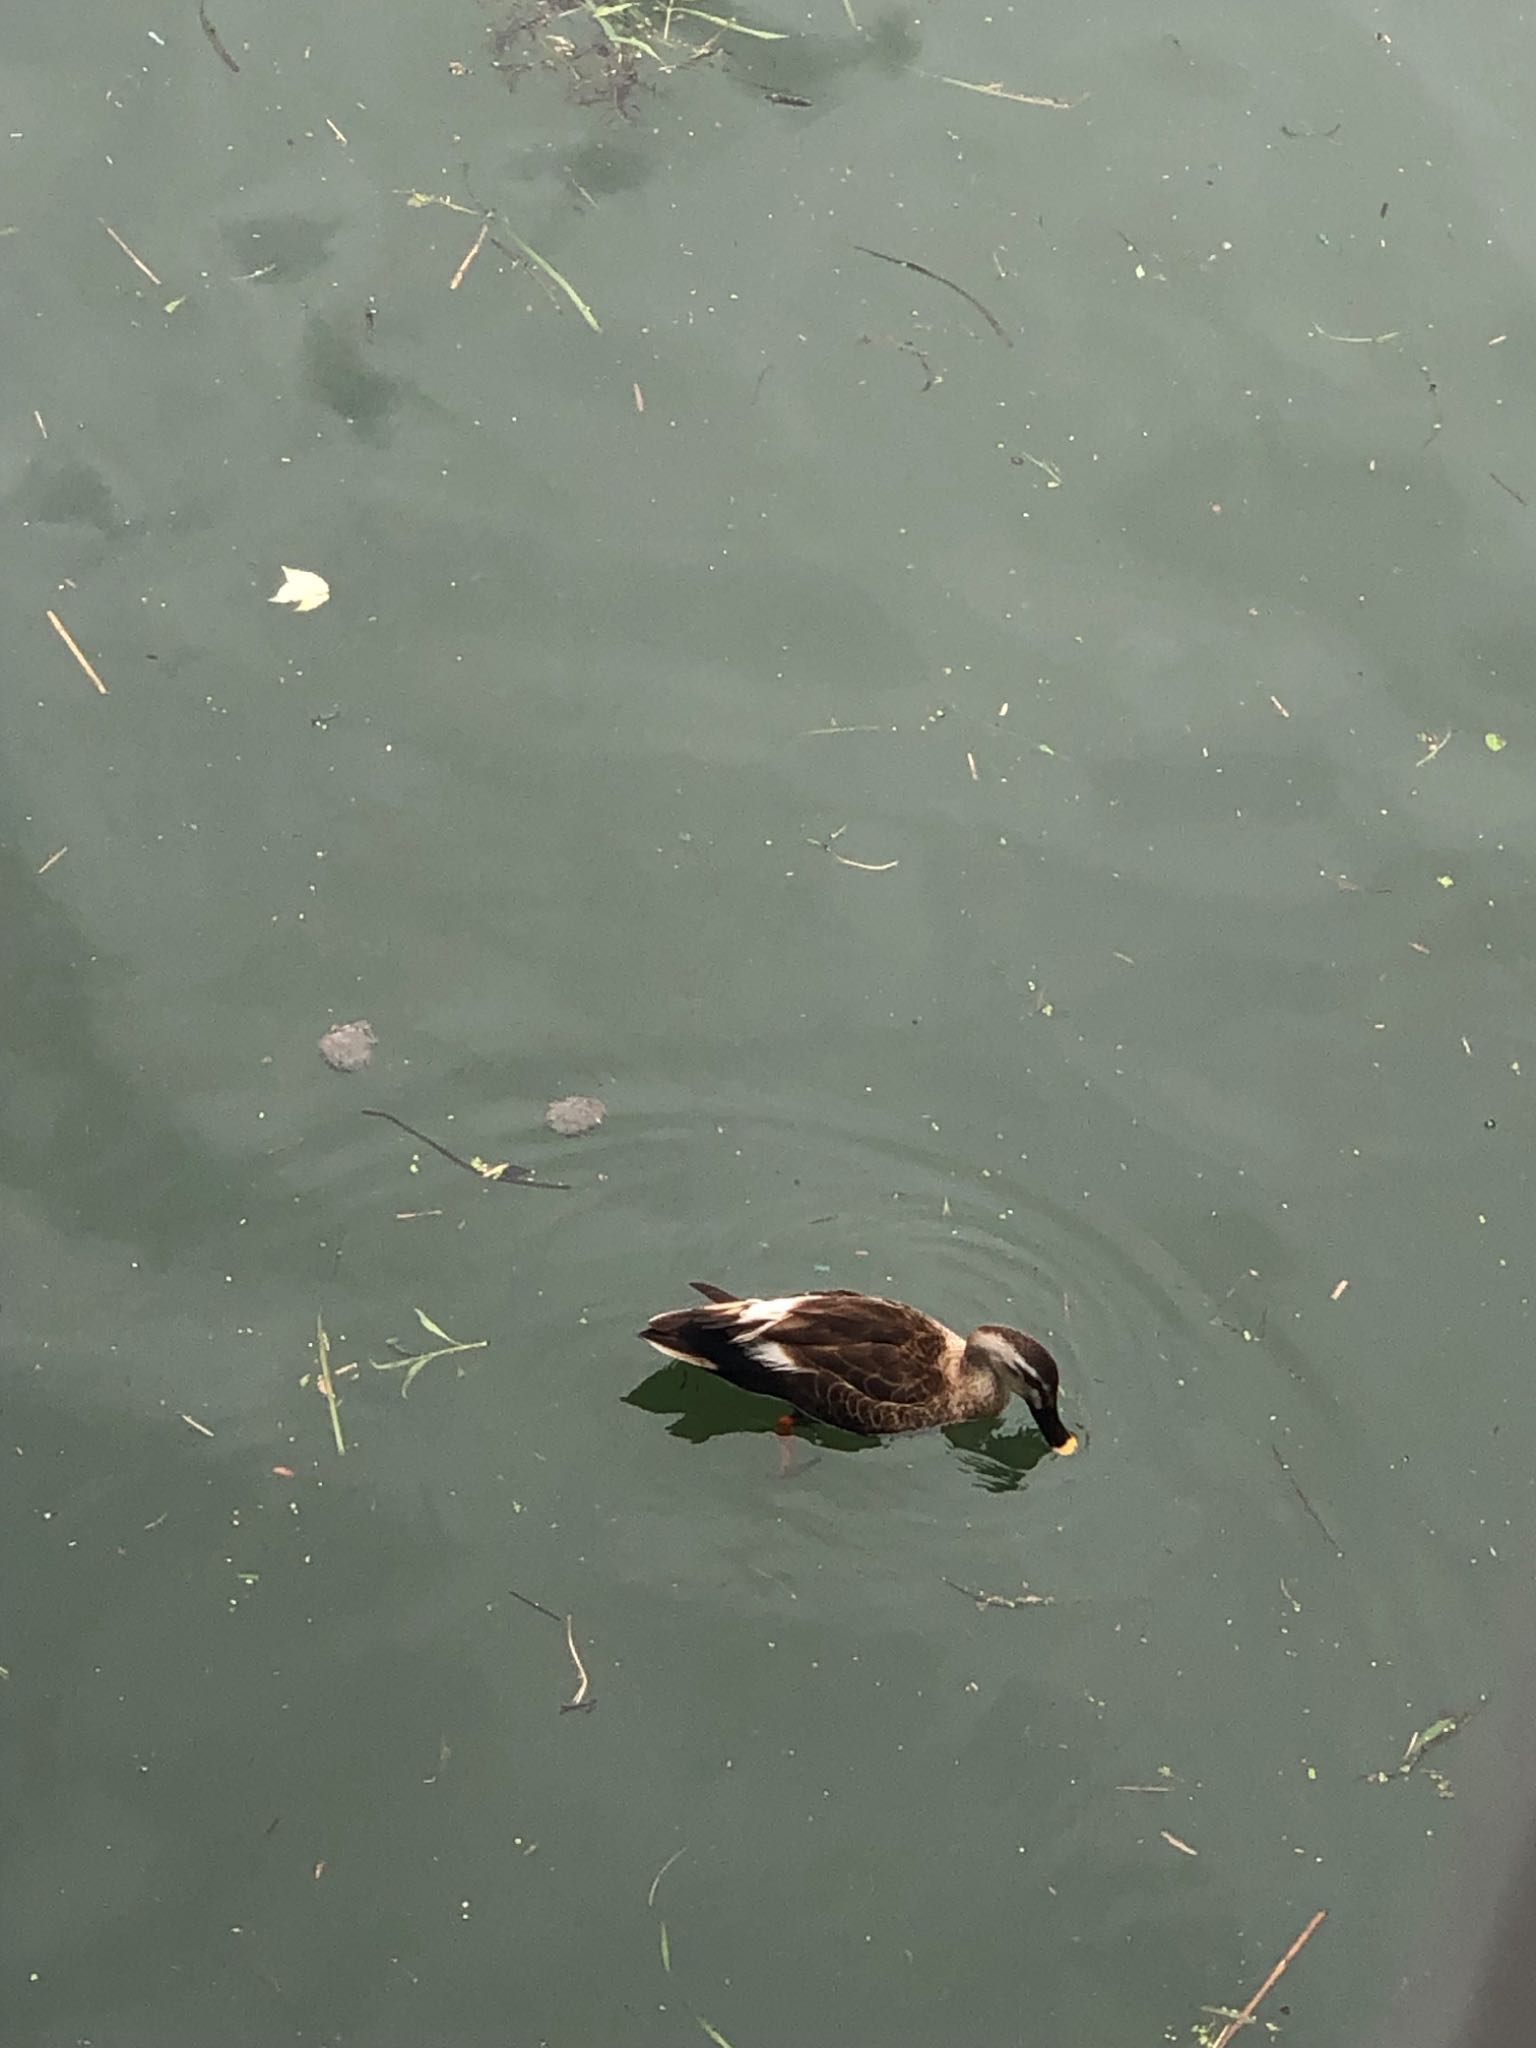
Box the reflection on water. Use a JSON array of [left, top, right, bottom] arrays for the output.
[[626, 1361, 1065, 1492], [625, 1360, 871, 1446], [941, 1416, 1062, 1492]]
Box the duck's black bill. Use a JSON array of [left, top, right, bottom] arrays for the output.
[[1033, 1407, 1079, 1455]]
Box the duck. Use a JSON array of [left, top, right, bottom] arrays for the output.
[[639, 1282, 1078, 1451]]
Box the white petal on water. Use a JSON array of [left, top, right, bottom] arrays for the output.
[[270, 566, 331, 613]]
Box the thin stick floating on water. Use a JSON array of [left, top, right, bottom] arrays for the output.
[[361, 1108, 569, 1189], [315, 1314, 346, 1456], [563, 1615, 591, 1710], [1270, 1444, 1344, 1555], [943, 1577, 1053, 1609], [854, 243, 1012, 346], [647, 1846, 688, 1908], [45, 609, 107, 695], [449, 221, 489, 291], [936, 73, 1081, 110], [1310, 321, 1399, 345], [1208, 1910, 1326, 2048], [508, 1587, 596, 1713], [198, 0, 241, 72], [101, 221, 162, 286]]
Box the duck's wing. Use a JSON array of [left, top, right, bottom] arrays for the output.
[[641, 1291, 955, 1416], [753, 1293, 956, 1409]]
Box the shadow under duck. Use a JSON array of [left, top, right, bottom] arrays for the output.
[[639, 1282, 1078, 1451]]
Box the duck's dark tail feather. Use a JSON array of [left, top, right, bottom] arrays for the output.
[[689, 1280, 736, 1303]]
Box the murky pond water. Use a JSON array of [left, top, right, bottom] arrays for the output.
[[4, 3, 1534, 2043]]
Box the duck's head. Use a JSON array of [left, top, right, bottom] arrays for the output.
[[969, 1326, 1079, 1454]]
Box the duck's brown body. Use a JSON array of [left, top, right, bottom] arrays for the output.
[[639, 1283, 1077, 1449]]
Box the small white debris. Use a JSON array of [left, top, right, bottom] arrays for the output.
[[270, 566, 331, 614]]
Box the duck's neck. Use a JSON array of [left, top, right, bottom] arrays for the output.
[[956, 1338, 1011, 1419]]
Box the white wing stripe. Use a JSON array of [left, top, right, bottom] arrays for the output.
[[733, 1296, 807, 1330], [747, 1338, 812, 1375]]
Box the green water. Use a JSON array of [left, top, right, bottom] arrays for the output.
[[5, 3, 1534, 2043]]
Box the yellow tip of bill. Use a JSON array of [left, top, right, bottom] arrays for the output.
[[1055, 1433, 1080, 1457]]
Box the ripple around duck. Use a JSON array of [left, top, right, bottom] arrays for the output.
[[550, 1076, 1247, 1544], [323, 1069, 1334, 1593]]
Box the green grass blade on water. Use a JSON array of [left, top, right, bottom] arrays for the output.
[[371, 1311, 489, 1398], [502, 228, 602, 332]]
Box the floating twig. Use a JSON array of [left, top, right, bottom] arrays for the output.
[[36, 846, 68, 875], [1206, 1910, 1326, 2048], [1270, 1444, 1343, 1556], [807, 823, 900, 873], [647, 1845, 688, 1908], [361, 1108, 569, 1189], [315, 1314, 346, 1456], [943, 1577, 1054, 1609], [563, 1615, 591, 1709], [371, 1308, 489, 1397], [402, 187, 601, 329], [1364, 1703, 1483, 1785], [1011, 449, 1063, 486], [854, 243, 1012, 346], [1160, 1830, 1198, 1856], [198, 0, 241, 73], [1310, 321, 1399, 344], [401, 189, 481, 216], [936, 74, 1082, 110], [45, 609, 107, 695], [449, 221, 489, 291], [508, 1587, 596, 1712], [101, 221, 162, 286], [1490, 472, 1527, 505], [180, 1413, 215, 1438]]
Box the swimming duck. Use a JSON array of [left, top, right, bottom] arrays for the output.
[[639, 1282, 1078, 1450]]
